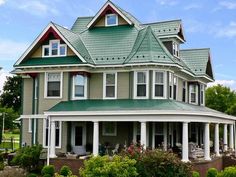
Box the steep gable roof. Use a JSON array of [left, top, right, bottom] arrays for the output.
[[87, 1, 136, 29], [180, 48, 214, 79], [124, 26, 178, 65], [144, 20, 185, 42], [71, 17, 93, 34], [14, 22, 88, 66]]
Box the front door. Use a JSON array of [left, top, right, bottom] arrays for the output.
[[71, 123, 86, 155]]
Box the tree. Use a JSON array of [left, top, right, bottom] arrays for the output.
[[205, 84, 236, 114], [0, 75, 22, 113]]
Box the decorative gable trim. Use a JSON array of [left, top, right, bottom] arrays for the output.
[[14, 22, 86, 66], [87, 1, 133, 29]]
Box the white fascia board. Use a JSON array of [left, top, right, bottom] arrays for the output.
[[19, 114, 47, 119], [45, 110, 236, 121], [15, 23, 86, 66], [159, 35, 185, 43], [87, 1, 133, 28], [195, 75, 214, 82]]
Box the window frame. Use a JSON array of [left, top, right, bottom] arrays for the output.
[[200, 84, 205, 106], [189, 84, 198, 105], [105, 14, 118, 27], [182, 81, 187, 103], [43, 119, 62, 149], [103, 72, 117, 99], [134, 71, 149, 99], [42, 39, 67, 57], [44, 72, 63, 99], [172, 42, 179, 57], [152, 70, 167, 99], [169, 72, 173, 99], [173, 76, 178, 100], [72, 74, 88, 100], [102, 122, 117, 136]]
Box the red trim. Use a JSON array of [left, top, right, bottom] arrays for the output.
[[28, 73, 38, 78], [100, 5, 118, 16], [39, 27, 62, 43]]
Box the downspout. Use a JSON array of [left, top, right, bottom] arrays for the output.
[[47, 116, 51, 165]]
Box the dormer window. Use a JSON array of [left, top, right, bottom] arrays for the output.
[[42, 39, 67, 57], [105, 14, 118, 26], [173, 42, 179, 57]]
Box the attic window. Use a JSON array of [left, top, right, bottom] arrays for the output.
[[105, 14, 118, 26], [42, 39, 67, 57]]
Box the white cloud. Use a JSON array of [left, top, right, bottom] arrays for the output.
[[0, 0, 5, 6], [16, 0, 59, 17], [184, 3, 202, 10], [0, 39, 29, 61], [208, 80, 236, 90], [214, 21, 236, 38], [0, 70, 12, 93], [155, 0, 178, 6], [219, 1, 236, 9]]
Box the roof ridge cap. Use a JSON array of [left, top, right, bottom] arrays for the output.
[[180, 48, 210, 51], [142, 19, 181, 25]]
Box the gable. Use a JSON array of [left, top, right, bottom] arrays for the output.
[[87, 1, 133, 29], [94, 14, 129, 27]]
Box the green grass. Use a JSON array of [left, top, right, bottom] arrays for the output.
[[2, 133, 19, 139], [0, 132, 20, 150]]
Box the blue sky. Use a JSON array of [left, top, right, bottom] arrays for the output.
[[0, 0, 236, 90]]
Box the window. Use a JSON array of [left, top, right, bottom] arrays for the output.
[[43, 119, 61, 148], [200, 84, 205, 105], [173, 76, 177, 100], [45, 72, 62, 98], [34, 77, 38, 100], [28, 118, 32, 133], [102, 122, 117, 136], [182, 81, 187, 102], [169, 73, 173, 99], [73, 74, 87, 99], [153, 71, 166, 98], [190, 84, 198, 104], [103, 73, 117, 99], [42, 40, 67, 57], [105, 14, 118, 26], [173, 42, 179, 57], [134, 71, 149, 99]]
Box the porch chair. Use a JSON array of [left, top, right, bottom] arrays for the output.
[[112, 144, 120, 155]]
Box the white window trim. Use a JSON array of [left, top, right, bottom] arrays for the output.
[[34, 77, 38, 100], [200, 84, 205, 106], [44, 72, 63, 99], [152, 70, 167, 99], [42, 39, 67, 57], [72, 75, 88, 100], [28, 118, 32, 133], [173, 42, 179, 57], [183, 81, 188, 103], [133, 71, 149, 99], [189, 84, 198, 105], [43, 119, 62, 149], [105, 14, 118, 27], [169, 72, 174, 100], [103, 72, 117, 99], [173, 75, 178, 100], [102, 122, 117, 136]]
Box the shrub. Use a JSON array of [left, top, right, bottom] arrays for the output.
[[0, 162, 4, 171], [207, 168, 218, 177], [123, 149, 192, 177], [218, 166, 236, 177], [43, 174, 52, 177], [12, 144, 42, 171], [60, 165, 71, 176], [0, 166, 27, 177], [41, 165, 55, 177], [12, 128, 20, 134], [27, 173, 38, 177], [192, 171, 200, 177], [80, 155, 138, 177]]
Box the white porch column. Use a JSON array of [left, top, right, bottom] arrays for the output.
[[224, 124, 228, 152], [93, 121, 99, 156], [204, 123, 211, 161], [182, 122, 189, 162], [230, 124, 234, 150], [140, 121, 147, 149], [152, 122, 155, 149], [49, 120, 57, 158], [214, 123, 220, 157], [163, 122, 168, 151]]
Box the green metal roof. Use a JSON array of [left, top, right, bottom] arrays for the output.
[[18, 56, 82, 66], [180, 48, 212, 78], [48, 99, 217, 113], [71, 17, 93, 34]]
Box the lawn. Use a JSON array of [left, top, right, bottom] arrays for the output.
[[0, 132, 20, 150]]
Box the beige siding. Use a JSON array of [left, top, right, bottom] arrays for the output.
[[89, 73, 103, 99], [95, 15, 129, 27], [38, 72, 69, 113], [177, 77, 183, 102], [22, 119, 32, 146], [23, 78, 33, 114], [117, 72, 129, 99], [37, 119, 44, 145]]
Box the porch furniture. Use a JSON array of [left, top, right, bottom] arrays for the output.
[[112, 144, 120, 155], [189, 142, 204, 159], [66, 152, 78, 159]]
